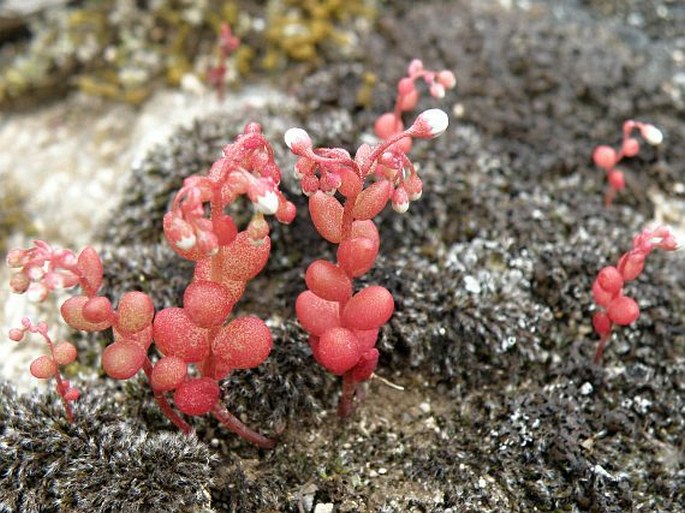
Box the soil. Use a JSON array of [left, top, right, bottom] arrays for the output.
[[1, 1, 684, 512]]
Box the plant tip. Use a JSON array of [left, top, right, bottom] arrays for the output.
[[284, 127, 311, 152], [641, 124, 663, 146], [413, 109, 449, 138]]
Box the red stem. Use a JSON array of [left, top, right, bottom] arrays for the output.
[[593, 333, 610, 365], [361, 129, 414, 176], [212, 404, 276, 449], [38, 326, 74, 423], [142, 358, 192, 434], [337, 371, 358, 418], [53, 373, 74, 423]]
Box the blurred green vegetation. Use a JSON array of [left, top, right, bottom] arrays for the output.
[[0, 0, 376, 108]]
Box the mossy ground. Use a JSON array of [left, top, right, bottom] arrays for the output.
[[1, 1, 684, 512]]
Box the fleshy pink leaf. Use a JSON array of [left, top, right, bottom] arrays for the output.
[[295, 290, 340, 336], [374, 112, 402, 140], [30, 355, 57, 379], [352, 180, 392, 220], [592, 145, 617, 169], [82, 296, 114, 324], [597, 266, 623, 296], [212, 316, 273, 369], [309, 191, 344, 243], [116, 291, 155, 334], [350, 348, 379, 382], [592, 279, 615, 308], [305, 260, 352, 302], [337, 237, 378, 278], [316, 327, 362, 375], [337, 167, 363, 198], [341, 286, 394, 330], [152, 307, 210, 362], [351, 220, 380, 250], [183, 280, 234, 327], [174, 378, 220, 416], [617, 252, 645, 281], [214, 232, 271, 281], [53, 341, 77, 365], [76, 246, 103, 296], [61, 295, 112, 331], [607, 296, 640, 326], [592, 311, 612, 336], [150, 356, 187, 392], [101, 341, 146, 380]]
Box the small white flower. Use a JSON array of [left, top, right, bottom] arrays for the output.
[[641, 125, 663, 146], [27, 265, 45, 281], [27, 282, 48, 302], [408, 189, 422, 201], [176, 234, 196, 251], [284, 128, 311, 152], [254, 190, 279, 215], [413, 109, 449, 138], [392, 200, 409, 214]]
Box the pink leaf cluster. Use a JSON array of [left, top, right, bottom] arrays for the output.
[[592, 120, 663, 206], [591, 225, 680, 363], [374, 58, 455, 154]]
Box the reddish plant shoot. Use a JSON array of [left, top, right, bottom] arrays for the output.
[[206, 22, 240, 99], [9, 317, 80, 421], [7, 123, 295, 448], [592, 120, 663, 206], [286, 98, 449, 416], [591, 225, 680, 363], [374, 58, 455, 154]]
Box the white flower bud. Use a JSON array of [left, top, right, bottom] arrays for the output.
[[641, 125, 663, 146], [284, 128, 311, 152], [254, 190, 279, 215], [176, 234, 196, 251], [412, 109, 449, 139], [27, 282, 48, 302]]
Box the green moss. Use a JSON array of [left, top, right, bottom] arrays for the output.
[[0, 0, 376, 108], [0, 0, 239, 107], [258, 0, 375, 70]]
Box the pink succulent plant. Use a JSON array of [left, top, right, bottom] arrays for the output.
[[592, 120, 663, 206], [7, 123, 295, 448], [591, 225, 680, 363], [285, 106, 449, 417]]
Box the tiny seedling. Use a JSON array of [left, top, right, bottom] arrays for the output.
[[592, 120, 663, 206], [591, 225, 680, 363]]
